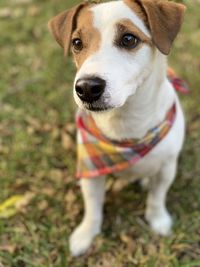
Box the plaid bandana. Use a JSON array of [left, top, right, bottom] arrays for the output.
[[76, 69, 188, 178]]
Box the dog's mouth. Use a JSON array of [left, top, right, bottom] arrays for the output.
[[82, 102, 114, 112]]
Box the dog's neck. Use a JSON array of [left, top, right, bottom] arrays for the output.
[[90, 53, 176, 140]]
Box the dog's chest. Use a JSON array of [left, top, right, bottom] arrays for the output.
[[115, 149, 163, 180]]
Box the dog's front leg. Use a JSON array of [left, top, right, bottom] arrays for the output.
[[145, 157, 178, 236], [70, 176, 105, 256]]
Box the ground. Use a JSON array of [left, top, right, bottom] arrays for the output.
[[0, 0, 199, 266]]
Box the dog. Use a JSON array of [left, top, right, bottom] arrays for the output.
[[48, 0, 186, 256]]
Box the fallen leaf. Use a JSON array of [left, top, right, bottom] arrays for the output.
[[0, 244, 17, 254], [49, 169, 63, 182], [61, 131, 74, 150], [65, 123, 75, 134], [0, 8, 11, 18], [38, 200, 48, 211], [42, 187, 55, 197], [26, 116, 41, 131], [51, 128, 60, 140], [65, 189, 76, 204], [120, 232, 136, 253], [0, 192, 34, 218], [27, 5, 40, 16], [15, 192, 35, 210], [42, 123, 52, 132], [0, 195, 24, 211]]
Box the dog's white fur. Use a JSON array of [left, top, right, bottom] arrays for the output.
[[69, 1, 185, 256]]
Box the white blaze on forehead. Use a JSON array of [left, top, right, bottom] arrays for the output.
[[74, 0, 153, 112], [91, 0, 150, 39]]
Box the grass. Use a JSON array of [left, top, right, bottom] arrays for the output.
[[0, 0, 199, 266]]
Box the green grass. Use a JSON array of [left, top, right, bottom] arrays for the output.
[[0, 0, 199, 266]]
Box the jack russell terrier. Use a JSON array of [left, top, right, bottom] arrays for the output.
[[48, 0, 186, 256]]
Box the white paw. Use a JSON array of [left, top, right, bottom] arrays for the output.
[[69, 221, 100, 257], [145, 209, 172, 236]]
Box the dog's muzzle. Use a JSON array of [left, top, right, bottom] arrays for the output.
[[75, 76, 106, 104]]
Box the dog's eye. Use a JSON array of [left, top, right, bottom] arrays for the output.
[[120, 34, 140, 49], [72, 38, 83, 52]]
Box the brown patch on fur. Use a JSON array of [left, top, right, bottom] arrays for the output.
[[48, 2, 90, 56], [71, 7, 101, 69], [124, 0, 148, 24], [124, 0, 186, 55], [116, 19, 152, 50]]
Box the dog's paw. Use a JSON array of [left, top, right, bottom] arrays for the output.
[[69, 222, 100, 257], [145, 209, 172, 236]]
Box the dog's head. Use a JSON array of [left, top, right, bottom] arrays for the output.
[[48, 0, 185, 112]]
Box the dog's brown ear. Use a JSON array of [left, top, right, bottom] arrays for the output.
[[136, 0, 186, 55], [48, 2, 89, 56]]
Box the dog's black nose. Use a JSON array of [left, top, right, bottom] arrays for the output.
[[75, 77, 106, 103]]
